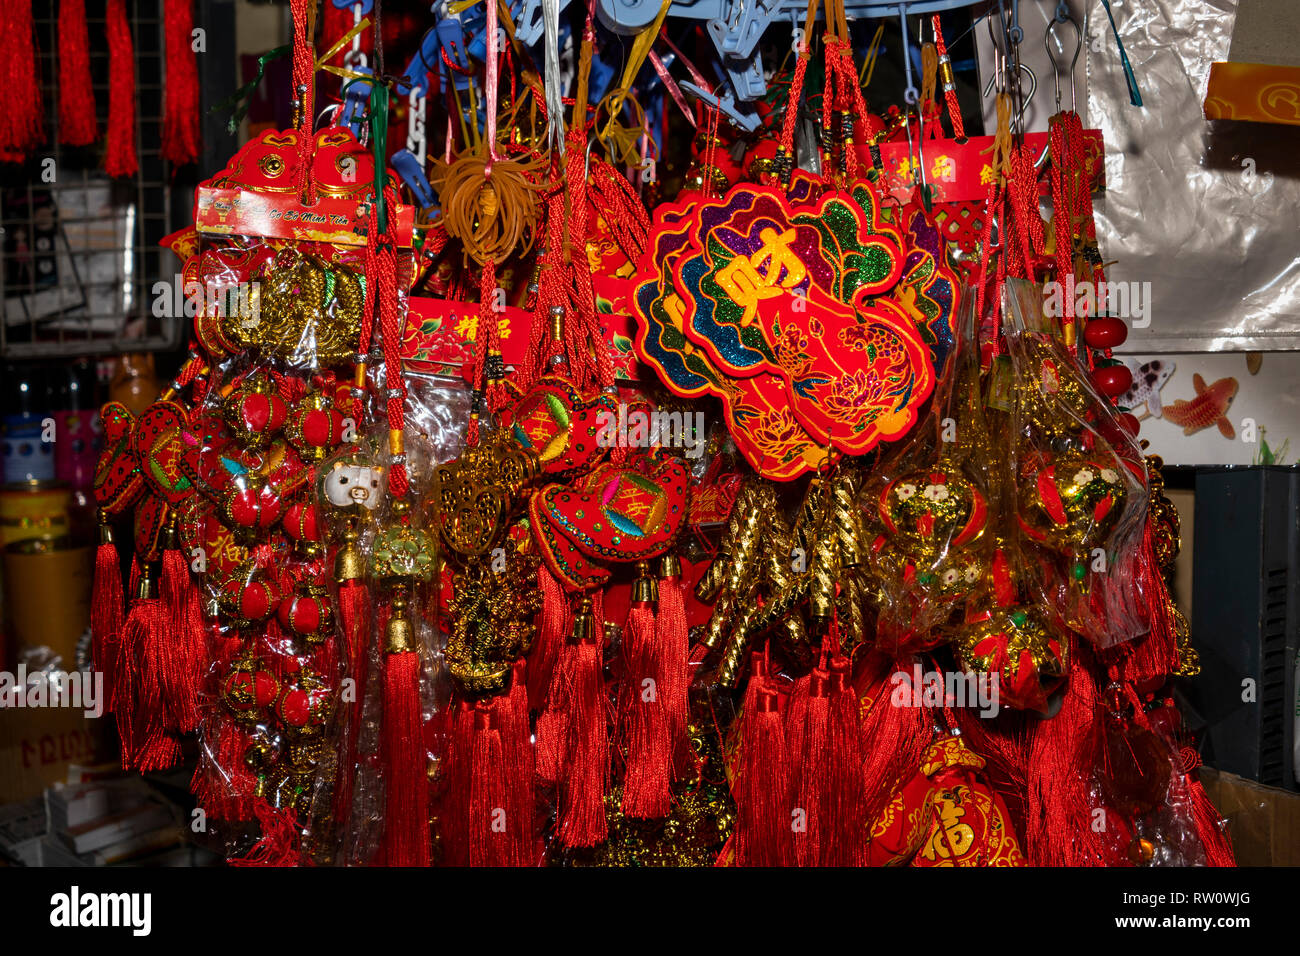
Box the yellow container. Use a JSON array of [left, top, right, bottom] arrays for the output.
[[0, 480, 71, 547], [2, 537, 92, 668]]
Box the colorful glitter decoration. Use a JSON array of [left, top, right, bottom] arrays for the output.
[[632, 175, 949, 478]]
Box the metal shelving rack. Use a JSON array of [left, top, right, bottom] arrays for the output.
[[0, 0, 182, 359]]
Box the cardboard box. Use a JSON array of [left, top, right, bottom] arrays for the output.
[[1200, 766, 1300, 866], [0, 705, 108, 805]]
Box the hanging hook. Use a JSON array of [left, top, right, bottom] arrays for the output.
[[900, 11, 919, 105], [1045, 13, 1081, 112], [983, 63, 1037, 126]]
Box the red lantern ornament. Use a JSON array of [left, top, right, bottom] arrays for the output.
[[1092, 363, 1133, 398], [1083, 316, 1128, 350]]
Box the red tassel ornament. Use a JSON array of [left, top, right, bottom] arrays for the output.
[[655, 553, 691, 768], [161, 0, 200, 166], [57, 0, 97, 146], [732, 653, 792, 866], [159, 532, 204, 733], [557, 596, 609, 848], [91, 519, 123, 712], [826, 655, 866, 865], [119, 564, 183, 771], [0, 0, 44, 160], [501, 660, 535, 865], [621, 563, 672, 819], [788, 666, 832, 866], [380, 590, 430, 866], [527, 564, 568, 713], [104, 0, 137, 178]]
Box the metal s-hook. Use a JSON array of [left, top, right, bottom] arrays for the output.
[[983, 63, 1037, 126], [1045, 13, 1081, 112]]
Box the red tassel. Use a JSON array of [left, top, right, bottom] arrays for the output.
[[382, 650, 430, 866], [534, 643, 571, 786], [192, 712, 259, 821], [91, 538, 123, 712], [120, 595, 183, 771], [527, 565, 568, 713], [733, 684, 792, 866], [827, 656, 866, 865], [501, 660, 535, 865], [436, 699, 475, 866], [160, 545, 203, 733], [859, 657, 931, 826], [468, 704, 510, 866], [620, 593, 671, 819], [104, 0, 138, 178], [1026, 637, 1108, 865], [557, 598, 608, 848], [1187, 773, 1235, 866], [161, 0, 200, 166], [1128, 522, 1179, 687], [787, 667, 831, 866], [57, 0, 96, 145], [229, 800, 300, 867], [655, 559, 691, 768], [331, 578, 371, 831], [0, 0, 44, 160]]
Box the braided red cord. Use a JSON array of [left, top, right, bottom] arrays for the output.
[[480, 257, 508, 414], [290, 0, 317, 204], [374, 190, 409, 498], [931, 15, 966, 141], [779, 53, 810, 160], [360, 201, 380, 355]]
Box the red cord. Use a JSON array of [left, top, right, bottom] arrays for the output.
[[932, 15, 966, 141]]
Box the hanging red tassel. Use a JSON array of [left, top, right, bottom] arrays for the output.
[[787, 666, 831, 866], [57, 0, 96, 146], [858, 655, 930, 828], [620, 564, 671, 819], [1128, 521, 1179, 687], [104, 0, 138, 178], [1025, 636, 1109, 865], [120, 570, 183, 771], [655, 553, 691, 769], [1187, 772, 1235, 866], [331, 576, 370, 824], [527, 565, 568, 713], [732, 659, 792, 866], [382, 646, 430, 866], [159, 539, 204, 733], [501, 660, 535, 865], [468, 703, 511, 866], [228, 800, 300, 866], [557, 596, 609, 848], [91, 524, 123, 713], [534, 642, 570, 787], [0, 0, 44, 160], [160, 0, 200, 166], [826, 655, 866, 866], [437, 699, 475, 866]]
